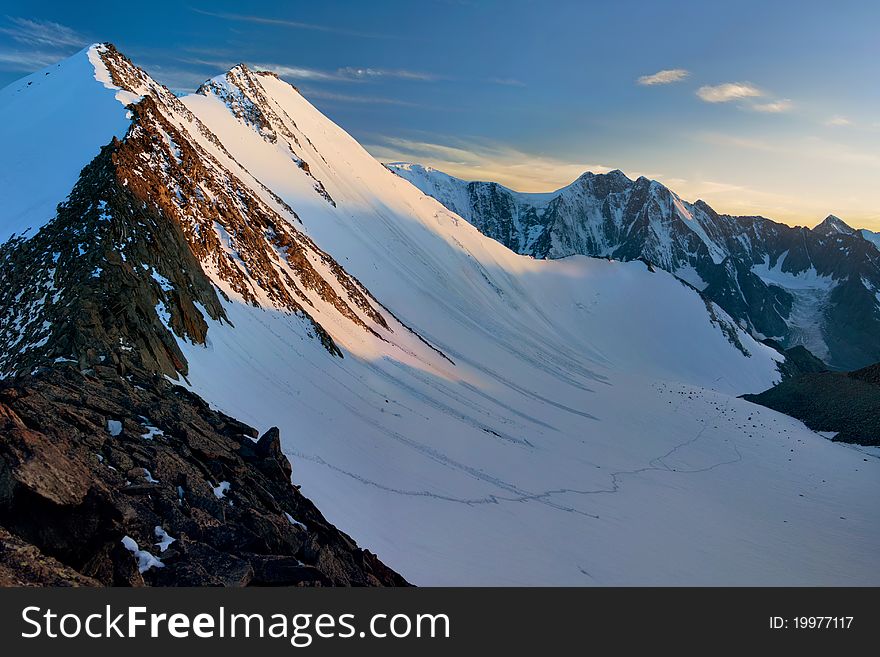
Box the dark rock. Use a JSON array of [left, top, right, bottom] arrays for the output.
[[249, 555, 330, 586], [763, 341, 828, 379], [851, 362, 880, 386], [0, 527, 100, 587], [743, 364, 880, 445], [253, 426, 292, 480], [0, 365, 409, 586]]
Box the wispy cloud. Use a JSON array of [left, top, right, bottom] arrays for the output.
[[137, 63, 214, 93], [171, 56, 443, 95], [699, 133, 776, 152], [301, 88, 419, 107], [699, 131, 880, 167], [0, 49, 68, 70], [250, 63, 340, 81], [826, 115, 852, 127], [233, 61, 440, 82], [666, 176, 823, 223], [365, 135, 615, 191], [190, 8, 403, 40], [696, 82, 762, 103], [749, 99, 793, 113], [0, 16, 88, 72], [694, 81, 793, 113], [637, 68, 689, 86], [337, 66, 440, 81], [488, 77, 526, 87], [0, 17, 86, 48]]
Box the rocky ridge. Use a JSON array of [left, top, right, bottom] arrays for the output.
[[1, 45, 426, 380], [0, 44, 416, 586]]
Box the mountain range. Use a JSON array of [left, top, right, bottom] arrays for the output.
[[388, 163, 880, 371], [0, 44, 877, 585]]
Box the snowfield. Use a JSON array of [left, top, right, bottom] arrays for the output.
[[0, 47, 131, 243], [3, 47, 879, 585], [178, 293, 879, 585], [178, 69, 879, 585]]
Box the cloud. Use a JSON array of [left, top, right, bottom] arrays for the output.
[[136, 63, 215, 93], [300, 89, 419, 107], [488, 77, 526, 87], [699, 133, 775, 152], [749, 99, 793, 113], [0, 17, 86, 49], [365, 135, 614, 191], [250, 63, 340, 81], [0, 17, 88, 72], [637, 68, 690, 86], [826, 115, 852, 126], [696, 82, 762, 103], [699, 131, 880, 167], [175, 56, 443, 93], [336, 66, 440, 81], [190, 8, 403, 40], [240, 61, 440, 82], [0, 49, 68, 70]]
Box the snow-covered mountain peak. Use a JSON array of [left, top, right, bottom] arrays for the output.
[[197, 61, 281, 101], [0, 43, 454, 378], [815, 214, 855, 236], [602, 168, 631, 183], [191, 63, 340, 207], [0, 41, 194, 244], [390, 162, 880, 369], [386, 161, 443, 177], [89, 42, 154, 101]]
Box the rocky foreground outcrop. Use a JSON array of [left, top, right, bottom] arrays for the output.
[[0, 365, 407, 586]]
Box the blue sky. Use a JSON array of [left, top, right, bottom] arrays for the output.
[[1, 1, 879, 228]]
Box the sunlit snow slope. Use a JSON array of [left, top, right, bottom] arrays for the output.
[[2, 49, 878, 585], [177, 69, 879, 585]]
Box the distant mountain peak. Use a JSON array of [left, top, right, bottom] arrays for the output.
[[390, 162, 880, 369], [574, 169, 633, 185], [815, 214, 855, 235], [605, 168, 631, 181]]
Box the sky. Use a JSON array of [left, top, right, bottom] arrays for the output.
[[1, 1, 878, 229]]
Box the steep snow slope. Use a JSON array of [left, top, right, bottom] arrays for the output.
[[174, 69, 880, 584], [0, 46, 132, 243], [862, 229, 880, 251]]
